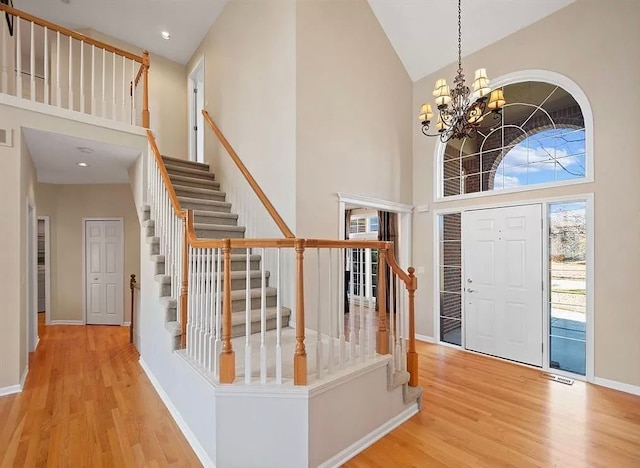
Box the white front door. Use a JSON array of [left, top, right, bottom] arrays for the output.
[[85, 220, 123, 325], [463, 204, 543, 366]]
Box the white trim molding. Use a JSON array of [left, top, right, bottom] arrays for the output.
[[338, 192, 413, 213], [122, 322, 131, 327], [0, 367, 29, 397], [37, 216, 52, 326], [593, 377, 640, 397], [415, 334, 436, 343], [139, 358, 217, 468], [49, 320, 85, 325]]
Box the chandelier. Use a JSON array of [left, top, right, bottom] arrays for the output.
[[419, 0, 506, 142]]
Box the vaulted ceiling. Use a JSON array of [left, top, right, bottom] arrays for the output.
[[14, 0, 575, 80]]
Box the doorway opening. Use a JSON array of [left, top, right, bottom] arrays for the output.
[[188, 57, 205, 164], [37, 216, 51, 325], [27, 203, 38, 352]]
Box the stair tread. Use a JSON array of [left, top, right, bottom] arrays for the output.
[[193, 210, 238, 219], [168, 174, 220, 188], [173, 185, 226, 197], [178, 196, 231, 208], [194, 223, 245, 232], [162, 156, 209, 170], [165, 165, 215, 178], [231, 306, 292, 325]]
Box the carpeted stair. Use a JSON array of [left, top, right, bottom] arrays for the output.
[[142, 156, 292, 349]]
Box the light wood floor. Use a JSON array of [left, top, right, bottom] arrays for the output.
[[346, 342, 640, 467], [2, 319, 639, 467], [0, 316, 200, 467]]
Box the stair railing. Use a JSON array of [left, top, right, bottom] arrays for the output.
[[147, 130, 189, 346], [145, 126, 418, 388], [0, 4, 149, 127]]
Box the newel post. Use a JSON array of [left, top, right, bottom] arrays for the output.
[[219, 238, 236, 383], [293, 238, 307, 385], [179, 212, 189, 349], [407, 267, 419, 387], [142, 50, 150, 129], [377, 248, 389, 355]]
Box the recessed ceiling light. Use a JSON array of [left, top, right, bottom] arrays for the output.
[[161, 31, 170, 40], [77, 146, 94, 154], [77, 162, 89, 167]]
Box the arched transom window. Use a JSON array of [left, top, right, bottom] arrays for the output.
[[440, 80, 587, 197]]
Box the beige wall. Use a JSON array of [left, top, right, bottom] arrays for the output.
[[34, 183, 140, 323], [412, 0, 640, 386], [187, 0, 297, 239], [296, 0, 413, 239]]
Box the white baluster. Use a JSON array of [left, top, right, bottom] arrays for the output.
[[15, 19, 21, 98], [101, 48, 106, 117], [348, 248, 355, 365], [68, 36, 73, 110], [121, 55, 126, 122], [131, 59, 136, 125], [394, 276, 402, 371], [1, 19, 7, 94], [198, 246, 205, 365], [356, 249, 364, 362], [327, 249, 334, 375], [111, 52, 115, 119], [275, 248, 282, 385], [214, 248, 222, 379], [338, 248, 345, 369], [349, 249, 359, 362], [244, 248, 252, 384], [79, 41, 84, 112], [204, 248, 213, 372], [55, 32, 61, 106], [90, 45, 95, 114], [316, 248, 323, 380], [188, 246, 195, 357], [260, 248, 267, 384], [389, 267, 396, 373], [44, 28, 49, 105], [29, 22, 35, 101]]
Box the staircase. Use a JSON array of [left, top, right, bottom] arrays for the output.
[[141, 156, 292, 348]]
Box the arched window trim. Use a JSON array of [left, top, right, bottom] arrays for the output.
[[433, 70, 595, 202]]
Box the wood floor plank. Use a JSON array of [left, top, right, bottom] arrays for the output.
[[345, 342, 640, 467], [0, 316, 201, 467]]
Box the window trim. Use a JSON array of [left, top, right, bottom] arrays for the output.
[[433, 70, 595, 202]]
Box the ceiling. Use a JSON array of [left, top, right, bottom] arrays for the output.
[[13, 1, 575, 81], [23, 128, 142, 184], [14, 0, 228, 64], [367, 0, 576, 82]]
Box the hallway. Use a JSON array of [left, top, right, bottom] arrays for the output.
[[0, 318, 200, 467]]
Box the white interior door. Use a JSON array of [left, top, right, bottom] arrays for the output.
[[463, 204, 543, 366], [189, 59, 205, 163], [85, 220, 123, 325]]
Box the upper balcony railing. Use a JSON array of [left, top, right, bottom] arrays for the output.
[[0, 4, 149, 127]]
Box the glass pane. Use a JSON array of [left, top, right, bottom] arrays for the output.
[[441, 213, 461, 241], [440, 317, 461, 345], [549, 201, 587, 376], [442, 266, 461, 293], [441, 82, 586, 197], [440, 292, 461, 319]]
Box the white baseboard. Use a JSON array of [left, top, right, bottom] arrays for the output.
[[0, 367, 29, 397], [49, 320, 85, 325], [0, 384, 22, 397], [593, 377, 640, 396], [318, 404, 419, 468], [122, 322, 131, 327], [415, 334, 436, 343], [139, 358, 216, 468]]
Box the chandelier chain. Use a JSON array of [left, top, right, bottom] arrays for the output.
[[457, 0, 462, 74]]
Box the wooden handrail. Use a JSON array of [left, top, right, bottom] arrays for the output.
[[0, 4, 144, 63], [386, 248, 411, 285], [146, 130, 185, 217], [201, 110, 295, 239]]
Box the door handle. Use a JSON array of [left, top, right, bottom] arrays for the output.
[[467, 288, 476, 293]]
